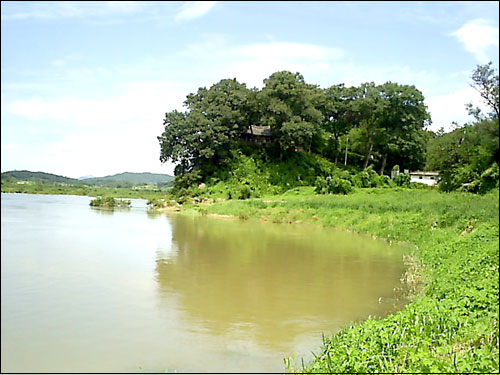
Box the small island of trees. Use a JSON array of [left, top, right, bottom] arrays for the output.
[[89, 196, 131, 209]]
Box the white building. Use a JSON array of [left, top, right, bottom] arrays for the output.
[[409, 171, 439, 186]]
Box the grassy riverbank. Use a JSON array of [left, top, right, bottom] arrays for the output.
[[182, 187, 499, 373], [0, 180, 167, 200]]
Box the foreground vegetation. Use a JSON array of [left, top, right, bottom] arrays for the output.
[[170, 187, 498, 373]]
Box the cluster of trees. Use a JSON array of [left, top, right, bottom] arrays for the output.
[[158, 71, 431, 186], [158, 63, 498, 194], [426, 62, 499, 193]]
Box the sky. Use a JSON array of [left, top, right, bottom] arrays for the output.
[[1, 1, 499, 179]]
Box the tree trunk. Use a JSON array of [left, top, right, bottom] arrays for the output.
[[363, 143, 373, 169], [344, 136, 349, 166], [333, 136, 339, 164], [379, 153, 387, 175]]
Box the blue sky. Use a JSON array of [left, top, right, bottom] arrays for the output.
[[1, 1, 499, 178]]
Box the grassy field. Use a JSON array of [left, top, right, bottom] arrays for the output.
[[186, 187, 499, 373]]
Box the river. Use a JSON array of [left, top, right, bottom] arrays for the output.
[[1, 193, 407, 372]]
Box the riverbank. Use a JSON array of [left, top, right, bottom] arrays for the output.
[[0, 180, 167, 200], [167, 187, 499, 373]]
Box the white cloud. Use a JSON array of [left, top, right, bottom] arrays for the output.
[[50, 54, 81, 68], [176, 38, 346, 88], [1, 1, 157, 21], [450, 18, 499, 63], [1, 143, 22, 151], [2, 81, 186, 177], [103, 1, 145, 14], [226, 42, 345, 88], [425, 86, 488, 132], [41, 126, 175, 178], [174, 1, 217, 22], [176, 37, 452, 96], [237, 42, 344, 60], [4, 81, 186, 127]]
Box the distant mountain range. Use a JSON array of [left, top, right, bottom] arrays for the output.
[[1, 170, 174, 187]]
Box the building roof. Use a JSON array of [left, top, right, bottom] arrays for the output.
[[409, 171, 439, 176], [245, 125, 271, 137]]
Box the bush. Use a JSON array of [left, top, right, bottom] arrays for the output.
[[393, 173, 411, 187], [478, 163, 499, 194], [227, 183, 252, 200], [315, 176, 353, 195], [377, 174, 396, 187], [173, 169, 203, 191], [90, 196, 131, 208], [353, 166, 379, 188]]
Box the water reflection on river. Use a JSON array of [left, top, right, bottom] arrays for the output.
[[1, 193, 407, 372]]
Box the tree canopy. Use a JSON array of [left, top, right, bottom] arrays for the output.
[[158, 70, 432, 187], [426, 62, 499, 193], [159, 79, 255, 177]]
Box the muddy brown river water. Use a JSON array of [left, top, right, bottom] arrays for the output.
[[1, 193, 407, 372]]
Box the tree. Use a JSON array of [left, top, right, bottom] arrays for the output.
[[345, 82, 430, 172], [374, 82, 431, 174], [467, 62, 499, 121], [259, 71, 324, 154], [426, 119, 498, 191], [158, 71, 434, 190], [319, 84, 357, 164], [158, 78, 255, 182], [347, 82, 384, 169], [426, 63, 499, 192]]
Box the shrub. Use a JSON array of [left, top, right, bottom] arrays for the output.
[[315, 176, 353, 195], [90, 196, 131, 208], [377, 174, 396, 187], [478, 163, 499, 194], [172, 169, 203, 190], [353, 166, 379, 188], [393, 173, 411, 187]]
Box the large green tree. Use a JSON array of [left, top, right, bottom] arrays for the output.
[[158, 78, 255, 180], [259, 71, 324, 154], [319, 84, 358, 164], [345, 82, 430, 172], [344, 82, 385, 169], [375, 82, 431, 173]]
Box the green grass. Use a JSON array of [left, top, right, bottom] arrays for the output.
[[1, 180, 170, 200], [191, 188, 499, 373]]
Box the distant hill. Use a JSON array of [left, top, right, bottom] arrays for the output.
[[78, 175, 95, 180], [1, 170, 81, 185], [82, 172, 174, 187], [2, 170, 174, 187]]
